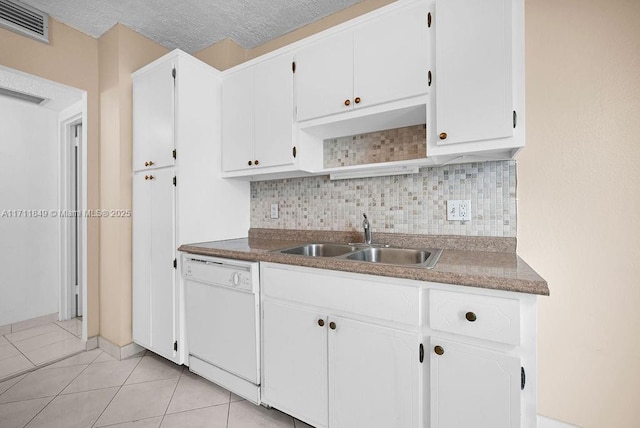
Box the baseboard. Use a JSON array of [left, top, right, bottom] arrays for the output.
[[538, 415, 580, 428], [83, 336, 98, 351], [0, 313, 58, 334], [98, 336, 145, 360]]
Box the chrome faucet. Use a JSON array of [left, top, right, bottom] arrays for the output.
[[362, 214, 372, 245]]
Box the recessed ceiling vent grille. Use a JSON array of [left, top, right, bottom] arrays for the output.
[[0, 0, 49, 43], [0, 87, 47, 105]]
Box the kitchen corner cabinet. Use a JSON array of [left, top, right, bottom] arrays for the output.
[[428, 0, 524, 162], [221, 53, 295, 173], [295, 1, 428, 122], [132, 50, 250, 364]]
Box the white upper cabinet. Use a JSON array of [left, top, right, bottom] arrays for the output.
[[434, 0, 514, 146], [222, 66, 254, 172], [353, 2, 429, 110], [296, 1, 428, 123], [222, 53, 295, 173], [295, 31, 354, 122], [133, 58, 175, 172]]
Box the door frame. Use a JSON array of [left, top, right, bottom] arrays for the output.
[[58, 95, 88, 341]]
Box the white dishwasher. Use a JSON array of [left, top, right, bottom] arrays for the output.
[[182, 254, 260, 403]]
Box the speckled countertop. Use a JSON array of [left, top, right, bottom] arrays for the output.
[[178, 229, 549, 296]]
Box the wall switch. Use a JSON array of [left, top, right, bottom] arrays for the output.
[[270, 203, 279, 219], [447, 200, 471, 221]]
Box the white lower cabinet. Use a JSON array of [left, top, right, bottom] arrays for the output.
[[429, 337, 521, 428], [262, 299, 420, 428], [260, 263, 537, 428]]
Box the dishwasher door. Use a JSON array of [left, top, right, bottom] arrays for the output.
[[184, 258, 259, 384]]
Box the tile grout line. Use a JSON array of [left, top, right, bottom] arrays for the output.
[[90, 353, 147, 428], [159, 365, 186, 426], [20, 353, 97, 427], [0, 339, 36, 379], [226, 391, 232, 428]]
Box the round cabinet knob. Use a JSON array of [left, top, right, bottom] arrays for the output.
[[317, 319, 325, 327], [248, 160, 252, 166], [434, 345, 444, 355], [439, 132, 448, 140], [144, 175, 149, 180], [344, 99, 351, 106], [254, 160, 259, 166], [148, 161, 154, 166], [465, 311, 477, 322], [329, 321, 336, 330], [148, 175, 154, 180], [354, 97, 361, 104], [144, 161, 149, 167]]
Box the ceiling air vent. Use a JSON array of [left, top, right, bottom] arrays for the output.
[[0, 87, 47, 105], [0, 0, 49, 43]]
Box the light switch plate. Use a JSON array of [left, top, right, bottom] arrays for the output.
[[270, 203, 279, 219], [447, 200, 471, 221]]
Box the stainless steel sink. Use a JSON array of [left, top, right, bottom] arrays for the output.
[[279, 243, 359, 257], [272, 243, 443, 269], [346, 247, 442, 268]]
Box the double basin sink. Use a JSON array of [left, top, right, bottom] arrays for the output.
[[272, 243, 443, 269]]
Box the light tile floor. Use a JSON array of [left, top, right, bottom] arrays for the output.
[[0, 348, 314, 428], [0, 320, 84, 381]]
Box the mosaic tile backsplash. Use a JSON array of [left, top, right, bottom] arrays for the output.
[[251, 160, 517, 237], [324, 125, 427, 168]]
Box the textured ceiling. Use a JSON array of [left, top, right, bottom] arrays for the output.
[[19, 0, 364, 53]]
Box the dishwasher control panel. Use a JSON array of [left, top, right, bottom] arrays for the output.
[[182, 256, 258, 293]]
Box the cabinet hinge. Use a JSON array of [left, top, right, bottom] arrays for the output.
[[174, 341, 178, 352], [173, 176, 176, 186], [521, 367, 526, 390], [419, 343, 424, 363], [172, 149, 176, 159], [292, 146, 297, 158], [172, 68, 176, 79], [428, 70, 432, 87], [427, 12, 432, 28], [292, 61, 296, 73], [513, 110, 517, 128], [173, 258, 177, 269]]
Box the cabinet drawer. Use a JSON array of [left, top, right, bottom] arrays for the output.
[[429, 289, 520, 345]]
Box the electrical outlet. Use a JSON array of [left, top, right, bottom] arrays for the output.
[[270, 203, 279, 219], [447, 200, 471, 221]]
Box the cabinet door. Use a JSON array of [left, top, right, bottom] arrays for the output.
[[222, 66, 254, 172], [254, 54, 295, 169], [262, 300, 328, 428], [132, 172, 152, 347], [133, 59, 175, 171], [430, 337, 521, 428], [149, 168, 176, 360], [295, 31, 353, 122], [353, 2, 429, 109], [328, 317, 420, 428], [435, 0, 513, 145]]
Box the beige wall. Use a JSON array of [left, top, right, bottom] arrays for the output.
[[98, 24, 168, 346], [0, 19, 101, 337], [519, 0, 640, 426], [195, 0, 396, 70]]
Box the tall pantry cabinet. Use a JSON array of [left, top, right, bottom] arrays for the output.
[[132, 50, 250, 364]]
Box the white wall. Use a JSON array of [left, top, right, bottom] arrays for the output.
[[0, 96, 59, 326]]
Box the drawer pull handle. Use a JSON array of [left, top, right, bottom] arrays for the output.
[[439, 132, 448, 140], [465, 311, 477, 322], [248, 160, 252, 166], [434, 345, 444, 355], [344, 99, 350, 106], [317, 319, 325, 327], [354, 96, 361, 104], [329, 321, 336, 330], [254, 159, 259, 166]]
